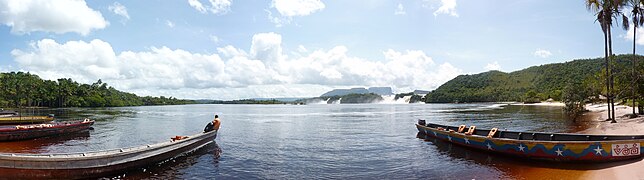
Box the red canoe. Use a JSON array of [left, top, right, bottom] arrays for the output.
[[0, 119, 94, 142]]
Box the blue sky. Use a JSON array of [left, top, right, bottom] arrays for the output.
[[1, 0, 643, 100]]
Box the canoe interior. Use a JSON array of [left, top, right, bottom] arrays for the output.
[[422, 122, 644, 141], [0, 130, 217, 179]]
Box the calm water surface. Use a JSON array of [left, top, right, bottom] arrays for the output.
[[0, 103, 590, 179]]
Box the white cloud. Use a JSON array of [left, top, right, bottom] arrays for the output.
[[485, 61, 500, 71], [272, 0, 325, 17], [166, 20, 175, 28], [188, 0, 207, 13], [297, 45, 308, 53], [624, 24, 644, 45], [207, 0, 232, 14], [188, 0, 231, 15], [395, 3, 406, 15], [250, 32, 285, 63], [0, 0, 108, 35], [533, 49, 552, 58], [266, 10, 287, 27], [108, 2, 130, 23], [209, 35, 220, 44], [267, 0, 325, 26], [433, 0, 458, 17], [11, 33, 463, 99], [12, 39, 228, 90]]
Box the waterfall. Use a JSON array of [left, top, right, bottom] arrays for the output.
[[400, 95, 412, 103], [333, 98, 342, 104], [379, 95, 411, 104], [312, 98, 328, 104]]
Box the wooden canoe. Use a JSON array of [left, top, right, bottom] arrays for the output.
[[416, 120, 644, 162], [0, 130, 217, 179], [0, 116, 54, 125], [0, 119, 94, 142]]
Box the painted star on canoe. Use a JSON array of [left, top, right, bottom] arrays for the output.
[[594, 146, 603, 155], [518, 144, 525, 152], [555, 148, 563, 156]]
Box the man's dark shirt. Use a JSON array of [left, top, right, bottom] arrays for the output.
[[204, 122, 214, 132]]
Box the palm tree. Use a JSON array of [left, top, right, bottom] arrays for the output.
[[586, 0, 625, 122], [622, 0, 644, 117]]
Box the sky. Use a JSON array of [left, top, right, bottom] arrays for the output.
[[1, 0, 644, 100]]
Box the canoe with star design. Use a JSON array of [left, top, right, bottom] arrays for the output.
[[416, 120, 644, 162]]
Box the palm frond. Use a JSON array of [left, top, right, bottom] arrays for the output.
[[586, 0, 601, 12], [624, 14, 630, 30]]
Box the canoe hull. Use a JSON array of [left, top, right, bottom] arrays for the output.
[[0, 130, 217, 179], [0, 120, 94, 142], [0, 116, 54, 125], [417, 124, 644, 162]]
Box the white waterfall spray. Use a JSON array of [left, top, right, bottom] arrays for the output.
[[379, 95, 412, 104]]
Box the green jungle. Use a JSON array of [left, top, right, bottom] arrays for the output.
[[0, 72, 195, 108], [425, 55, 644, 105]]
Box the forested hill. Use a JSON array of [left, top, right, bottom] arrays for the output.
[[424, 55, 642, 103], [0, 72, 195, 108]]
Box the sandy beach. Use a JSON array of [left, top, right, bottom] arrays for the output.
[[575, 104, 644, 179], [510, 102, 566, 107], [512, 103, 644, 179]]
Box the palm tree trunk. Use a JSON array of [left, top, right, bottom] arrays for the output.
[[604, 30, 612, 121], [634, 25, 638, 116], [607, 26, 617, 123]]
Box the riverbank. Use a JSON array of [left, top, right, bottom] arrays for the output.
[[509, 101, 565, 107], [516, 103, 643, 179], [577, 104, 644, 179]]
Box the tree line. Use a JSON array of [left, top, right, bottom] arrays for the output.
[[424, 55, 644, 117], [0, 72, 195, 108]]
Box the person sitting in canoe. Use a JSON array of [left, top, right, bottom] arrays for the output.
[[204, 114, 221, 132]]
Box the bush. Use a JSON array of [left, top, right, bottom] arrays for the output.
[[562, 82, 590, 121]]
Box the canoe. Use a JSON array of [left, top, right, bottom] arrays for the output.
[[0, 119, 94, 142], [416, 120, 644, 162], [0, 110, 18, 117], [0, 130, 217, 179], [0, 116, 54, 125], [0, 110, 54, 125]]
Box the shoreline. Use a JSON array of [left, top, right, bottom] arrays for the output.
[[507, 101, 565, 107], [577, 104, 644, 179], [518, 103, 643, 179]]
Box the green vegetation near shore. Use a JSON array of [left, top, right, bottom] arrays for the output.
[[394, 92, 424, 103], [0, 72, 195, 108], [333, 93, 383, 104], [425, 55, 644, 104]]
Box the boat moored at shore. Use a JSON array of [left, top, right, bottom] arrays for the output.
[[0, 119, 94, 142], [416, 120, 644, 162], [0, 110, 54, 125], [0, 130, 217, 179]]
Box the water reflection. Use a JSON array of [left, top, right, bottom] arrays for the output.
[[11, 107, 137, 122], [0, 104, 614, 179], [0, 130, 91, 153], [110, 141, 222, 179]]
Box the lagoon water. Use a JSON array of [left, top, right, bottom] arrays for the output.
[[0, 103, 587, 179]]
